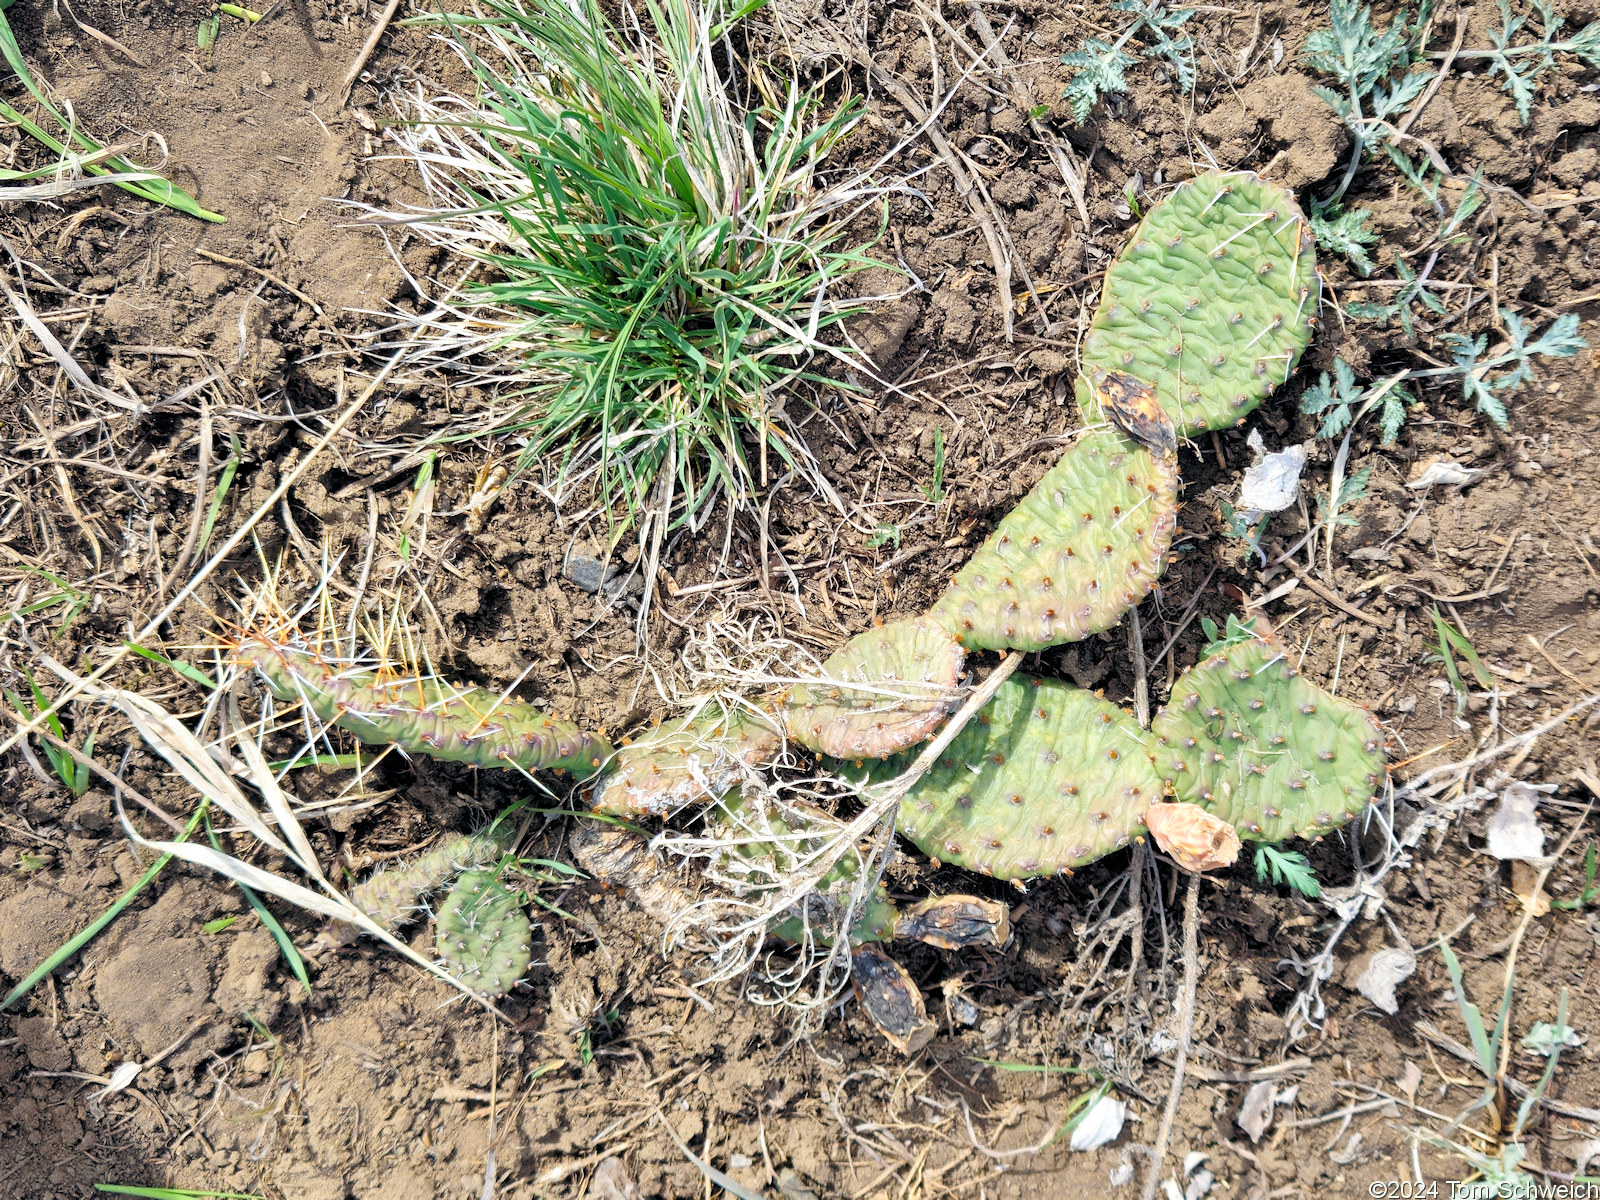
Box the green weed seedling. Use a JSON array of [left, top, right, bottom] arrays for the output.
[[96, 1187, 263, 1199], [1344, 256, 1448, 339], [1428, 606, 1492, 715], [1061, 0, 1194, 123], [1305, 0, 1434, 203], [1308, 204, 1379, 276], [9, 568, 91, 639], [1472, 0, 1600, 123], [7, 673, 92, 796], [1550, 843, 1600, 911], [1254, 844, 1322, 898], [1432, 310, 1588, 430]]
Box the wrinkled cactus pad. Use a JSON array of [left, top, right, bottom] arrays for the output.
[[325, 829, 512, 947], [587, 707, 782, 816], [848, 674, 1161, 880], [1080, 170, 1319, 438], [783, 617, 965, 759], [237, 634, 610, 778], [928, 427, 1179, 652], [1151, 631, 1386, 842], [435, 868, 535, 997]]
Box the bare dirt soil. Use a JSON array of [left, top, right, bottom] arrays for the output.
[[2, 0, 1600, 1196]]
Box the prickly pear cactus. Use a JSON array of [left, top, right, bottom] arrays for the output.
[[344, 831, 509, 937], [847, 674, 1162, 880], [927, 427, 1178, 652], [587, 707, 782, 816], [435, 868, 535, 997], [236, 634, 611, 779], [1151, 628, 1386, 843], [784, 617, 965, 759], [1079, 170, 1319, 438]]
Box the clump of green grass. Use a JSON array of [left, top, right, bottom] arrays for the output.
[[377, 0, 889, 534]]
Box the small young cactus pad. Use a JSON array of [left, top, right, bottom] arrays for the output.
[[236, 634, 611, 779], [1151, 631, 1387, 842], [344, 831, 509, 936], [927, 427, 1179, 652], [587, 707, 782, 816], [1080, 170, 1319, 438], [783, 617, 965, 759], [435, 868, 535, 997], [847, 674, 1162, 880]]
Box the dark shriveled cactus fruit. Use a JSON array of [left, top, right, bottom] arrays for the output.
[[927, 426, 1179, 653], [783, 616, 965, 759], [847, 674, 1162, 880], [1079, 170, 1319, 439], [1151, 632, 1387, 843], [236, 634, 611, 779]]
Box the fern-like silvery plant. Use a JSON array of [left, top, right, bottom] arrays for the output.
[[1300, 357, 1413, 446], [1061, 0, 1195, 123], [1435, 310, 1588, 429], [1304, 0, 1435, 202], [1308, 204, 1380, 276], [1479, 0, 1600, 123]]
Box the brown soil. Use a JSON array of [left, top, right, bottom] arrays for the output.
[[3, 0, 1600, 1196]]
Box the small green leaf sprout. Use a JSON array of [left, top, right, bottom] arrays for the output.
[[1253, 844, 1322, 897]]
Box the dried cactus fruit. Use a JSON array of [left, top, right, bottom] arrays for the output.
[[848, 674, 1162, 880], [783, 617, 965, 759], [927, 427, 1179, 652], [434, 868, 535, 997], [236, 634, 611, 779], [1151, 629, 1387, 843], [1080, 170, 1319, 438], [1143, 803, 1242, 872], [851, 943, 934, 1055], [587, 707, 782, 816]]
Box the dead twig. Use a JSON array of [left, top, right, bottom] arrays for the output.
[[340, 0, 404, 105], [963, 0, 1091, 227], [192, 247, 325, 316], [1142, 871, 1201, 1200]]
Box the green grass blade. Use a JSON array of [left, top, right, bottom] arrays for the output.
[[2, 803, 208, 1011], [1437, 938, 1495, 1075], [124, 642, 218, 690], [197, 439, 241, 555], [0, 10, 224, 222], [205, 814, 311, 995]]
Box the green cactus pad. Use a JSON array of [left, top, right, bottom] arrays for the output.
[[325, 830, 512, 947], [1151, 632, 1386, 842], [237, 635, 611, 779], [927, 427, 1179, 653], [435, 868, 535, 997], [587, 707, 782, 816], [783, 617, 965, 759], [1080, 170, 1319, 438], [847, 674, 1162, 880]]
